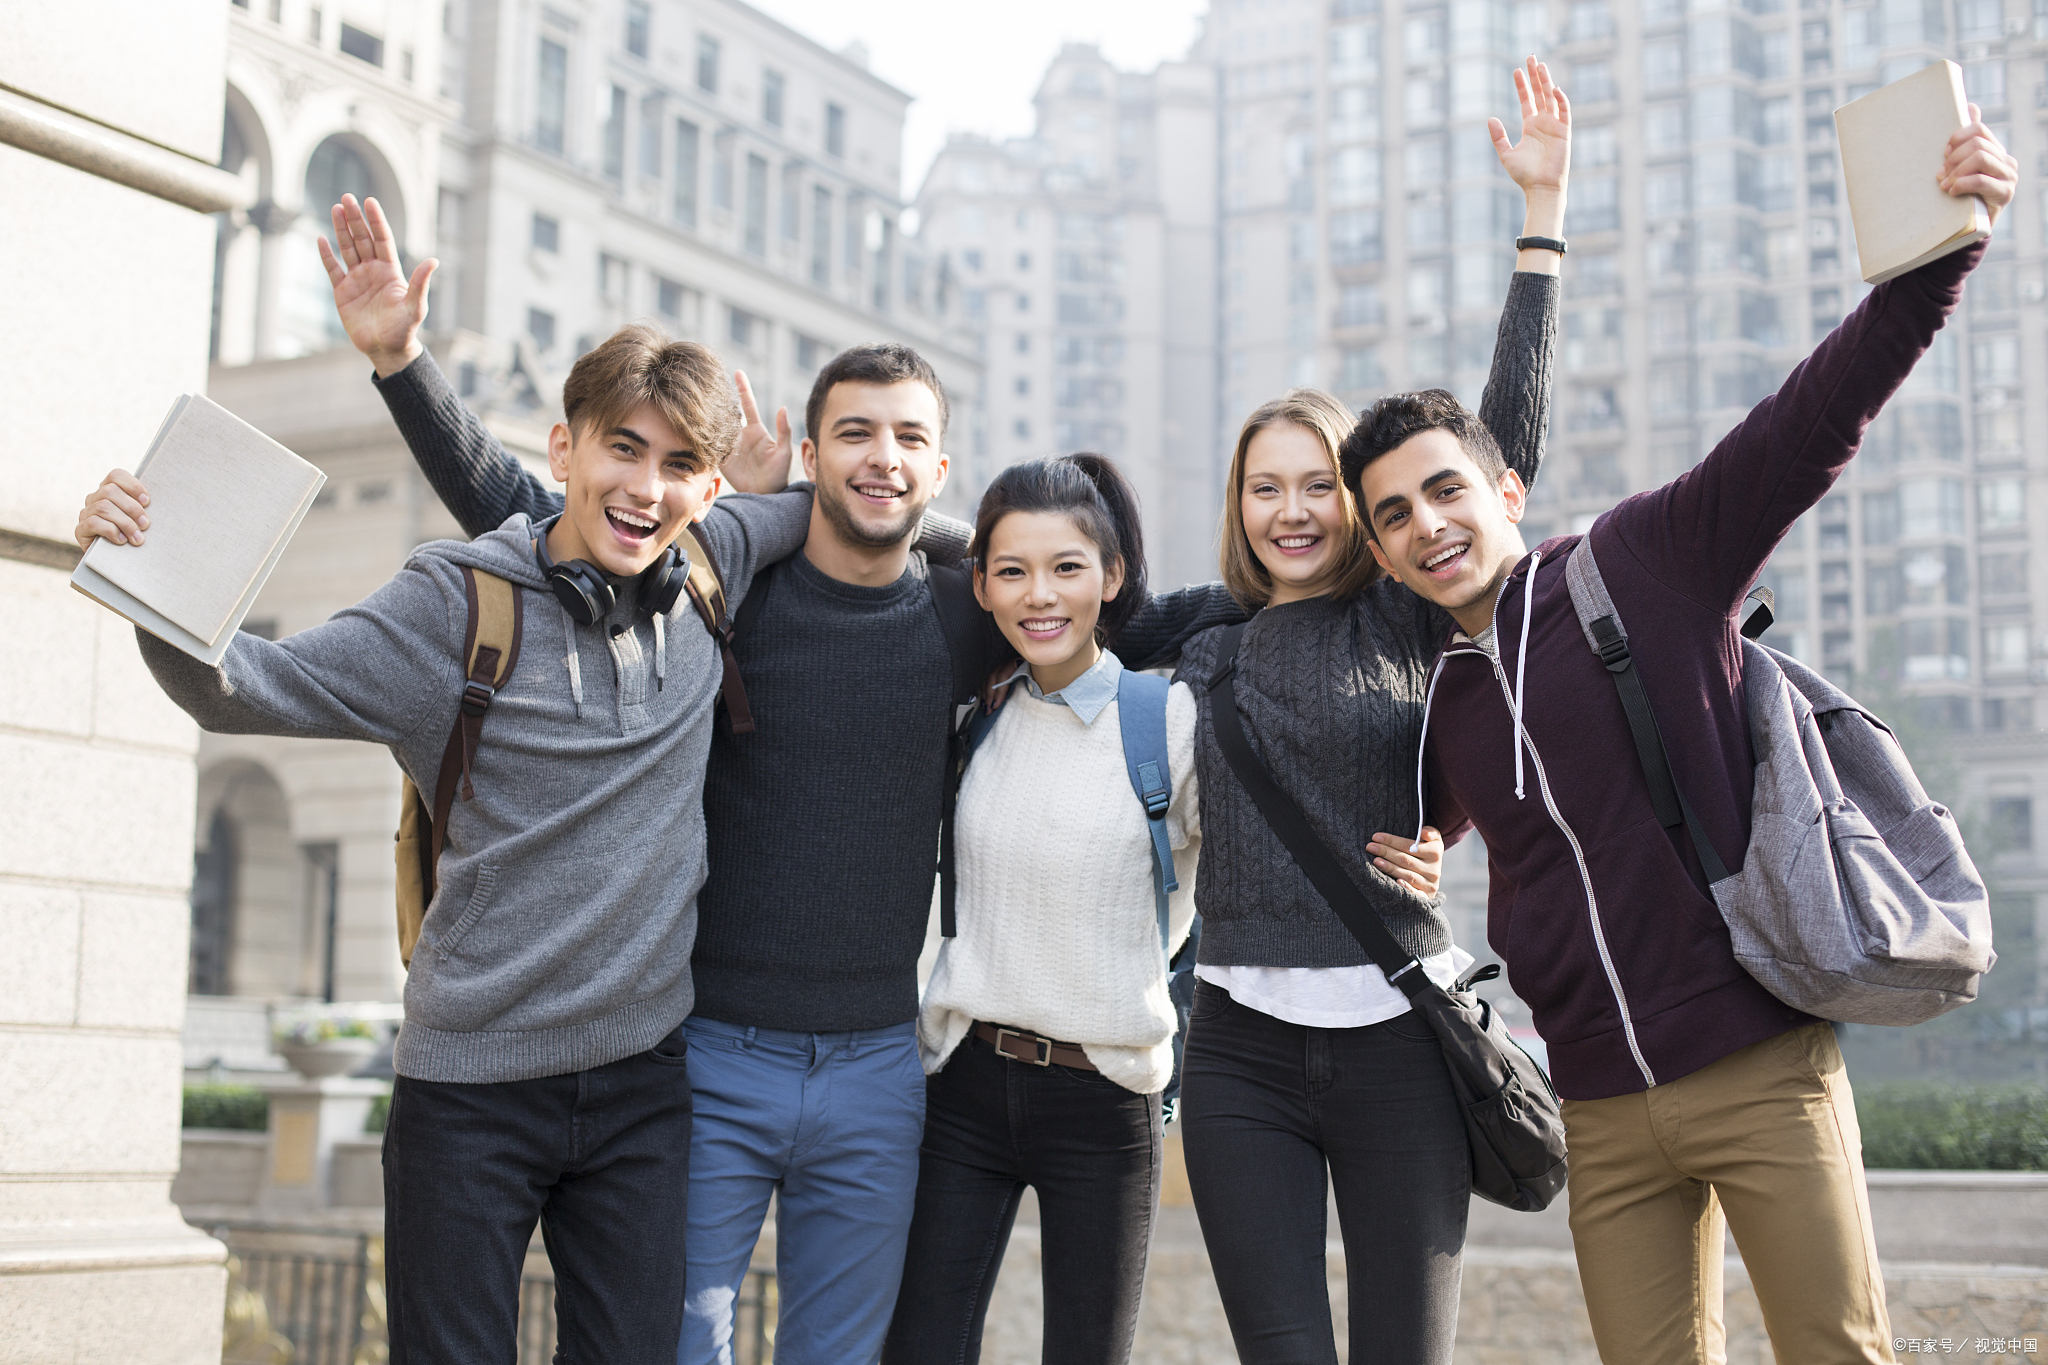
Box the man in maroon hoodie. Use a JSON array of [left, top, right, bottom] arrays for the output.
[[1338, 117, 2016, 1363]]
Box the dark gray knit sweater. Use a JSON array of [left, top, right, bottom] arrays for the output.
[[1176, 271, 1558, 970], [371, 354, 1246, 1030]]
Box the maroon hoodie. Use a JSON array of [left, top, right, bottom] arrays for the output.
[[1421, 243, 1982, 1101]]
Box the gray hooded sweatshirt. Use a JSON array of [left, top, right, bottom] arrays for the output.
[[137, 490, 813, 1083]]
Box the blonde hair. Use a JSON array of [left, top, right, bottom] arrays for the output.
[[561, 323, 741, 469], [1219, 388, 1380, 609]]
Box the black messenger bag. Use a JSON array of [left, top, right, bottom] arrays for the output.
[[1206, 622, 1569, 1212]]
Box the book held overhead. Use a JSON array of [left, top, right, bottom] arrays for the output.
[[1835, 60, 1993, 284], [71, 393, 325, 665]]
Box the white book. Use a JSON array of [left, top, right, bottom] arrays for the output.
[[72, 394, 326, 666], [1835, 60, 1992, 285]]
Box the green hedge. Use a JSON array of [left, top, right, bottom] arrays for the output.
[[1857, 1083, 2048, 1171], [182, 1085, 268, 1132], [365, 1093, 389, 1134]]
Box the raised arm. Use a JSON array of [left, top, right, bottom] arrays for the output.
[[1479, 57, 1569, 490], [374, 350, 562, 537]]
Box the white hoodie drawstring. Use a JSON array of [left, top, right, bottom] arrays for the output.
[[1512, 549, 1541, 801], [561, 602, 585, 716], [1413, 656, 1447, 852], [653, 611, 667, 691]]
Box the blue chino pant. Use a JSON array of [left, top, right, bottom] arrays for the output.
[[677, 1016, 926, 1365]]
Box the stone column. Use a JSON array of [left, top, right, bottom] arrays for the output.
[[0, 3, 243, 1360], [248, 199, 299, 361]]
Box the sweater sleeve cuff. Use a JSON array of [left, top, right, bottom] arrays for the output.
[[369, 347, 459, 421]]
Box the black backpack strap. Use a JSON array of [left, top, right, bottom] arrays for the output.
[[929, 562, 1005, 940], [1205, 622, 1428, 995], [1563, 539, 1730, 884]]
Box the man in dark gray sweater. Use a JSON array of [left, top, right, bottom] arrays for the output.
[[314, 196, 1239, 1364]]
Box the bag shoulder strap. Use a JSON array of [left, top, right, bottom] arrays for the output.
[[1116, 669, 1179, 955], [681, 522, 755, 733], [1562, 538, 1729, 883], [1205, 622, 1427, 995], [425, 567, 524, 899]]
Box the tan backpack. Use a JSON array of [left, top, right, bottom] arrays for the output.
[[393, 526, 746, 966]]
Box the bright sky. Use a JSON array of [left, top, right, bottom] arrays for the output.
[[746, 0, 1213, 199]]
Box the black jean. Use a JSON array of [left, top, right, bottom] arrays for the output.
[[1179, 981, 1470, 1365], [881, 1028, 1163, 1365], [382, 1024, 693, 1365]]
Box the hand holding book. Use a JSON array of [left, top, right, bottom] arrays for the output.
[[1939, 103, 2019, 226]]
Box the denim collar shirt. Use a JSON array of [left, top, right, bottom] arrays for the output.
[[995, 648, 1124, 727]]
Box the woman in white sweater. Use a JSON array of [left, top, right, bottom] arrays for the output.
[[880, 454, 1443, 1365]]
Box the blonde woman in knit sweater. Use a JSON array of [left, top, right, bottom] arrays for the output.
[[879, 453, 1447, 1365]]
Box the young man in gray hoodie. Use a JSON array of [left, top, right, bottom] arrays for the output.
[[76, 328, 813, 1364]]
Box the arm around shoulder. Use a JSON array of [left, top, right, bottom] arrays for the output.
[[693, 484, 814, 606]]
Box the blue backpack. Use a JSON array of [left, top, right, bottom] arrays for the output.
[[948, 668, 1202, 1120]]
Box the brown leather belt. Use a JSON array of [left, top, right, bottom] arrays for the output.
[[971, 1021, 1097, 1071]]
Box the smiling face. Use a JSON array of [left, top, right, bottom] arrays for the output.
[[1238, 421, 1359, 607], [1357, 428, 1529, 635], [545, 400, 721, 578], [802, 379, 949, 551], [973, 509, 1124, 695]]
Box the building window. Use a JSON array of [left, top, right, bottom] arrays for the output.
[[1988, 797, 2035, 851], [528, 307, 556, 352], [656, 277, 687, 323], [872, 216, 894, 311], [625, 0, 650, 58], [309, 5, 323, 42], [1014, 418, 1031, 439], [796, 334, 832, 372], [339, 22, 384, 65], [531, 212, 559, 252], [728, 306, 763, 350], [1016, 333, 1030, 354], [779, 163, 802, 242], [1340, 345, 1383, 391], [638, 94, 662, 177], [536, 39, 568, 154], [763, 69, 786, 128], [743, 153, 768, 256], [602, 83, 628, 180], [674, 119, 700, 226], [600, 252, 628, 303], [696, 35, 720, 93], [810, 186, 831, 284], [1979, 477, 2025, 531], [826, 102, 846, 158], [712, 130, 734, 211]]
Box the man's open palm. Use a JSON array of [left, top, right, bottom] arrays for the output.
[[1491, 58, 1571, 194], [318, 193, 436, 376]]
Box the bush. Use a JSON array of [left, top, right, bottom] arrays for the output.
[[365, 1093, 389, 1134], [1857, 1082, 2048, 1170], [182, 1085, 268, 1132]]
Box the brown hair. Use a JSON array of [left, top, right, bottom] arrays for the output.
[[1337, 388, 1506, 518], [805, 342, 949, 444], [561, 324, 741, 469], [1220, 389, 1380, 609]]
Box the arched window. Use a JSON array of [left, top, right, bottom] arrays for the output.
[[281, 135, 404, 356]]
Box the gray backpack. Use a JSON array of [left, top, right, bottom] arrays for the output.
[[1564, 538, 1994, 1026]]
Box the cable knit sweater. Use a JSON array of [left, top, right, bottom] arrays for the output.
[[919, 662, 1200, 1096], [1175, 270, 1558, 971]]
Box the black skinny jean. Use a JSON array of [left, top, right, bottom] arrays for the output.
[[882, 1028, 1163, 1365], [382, 1023, 694, 1365], [1179, 981, 1470, 1365]]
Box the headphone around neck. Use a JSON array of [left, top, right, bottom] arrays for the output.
[[533, 516, 687, 626]]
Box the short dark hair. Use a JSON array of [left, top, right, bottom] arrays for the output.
[[804, 343, 949, 446], [1337, 389, 1506, 510], [969, 453, 1148, 645]]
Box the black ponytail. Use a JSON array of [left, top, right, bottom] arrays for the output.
[[968, 452, 1149, 645]]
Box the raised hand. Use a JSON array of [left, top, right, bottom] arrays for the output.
[[1491, 57, 1571, 197], [317, 193, 437, 377], [1941, 104, 2020, 228], [722, 370, 794, 495], [75, 468, 151, 551]]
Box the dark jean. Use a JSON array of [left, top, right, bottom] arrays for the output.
[[1179, 981, 1470, 1365], [382, 1023, 694, 1365], [882, 1028, 1164, 1365]]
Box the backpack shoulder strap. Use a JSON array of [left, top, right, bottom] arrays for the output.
[[681, 522, 755, 733], [1563, 537, 1728, 883], [426, 566, 524, 896], [1116, 668, 1178, 955]]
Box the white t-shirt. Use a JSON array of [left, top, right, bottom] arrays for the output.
[[1194, 945, 1473, 1029]]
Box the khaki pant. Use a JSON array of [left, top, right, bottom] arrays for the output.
[[1562, 1022, 1892, 1364]]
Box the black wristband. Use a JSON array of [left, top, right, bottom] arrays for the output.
[[1515, 235, 1567, 255]]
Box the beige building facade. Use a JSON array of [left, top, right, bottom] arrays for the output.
[[0, 2, 245, 1358]]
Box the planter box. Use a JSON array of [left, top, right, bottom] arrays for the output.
[[170, 1130, 266, 1208]]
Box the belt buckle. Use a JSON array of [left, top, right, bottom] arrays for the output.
[[994, 1027, 1051, 1066]]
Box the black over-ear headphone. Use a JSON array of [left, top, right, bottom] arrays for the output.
[[534, 518, 688, 625]]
